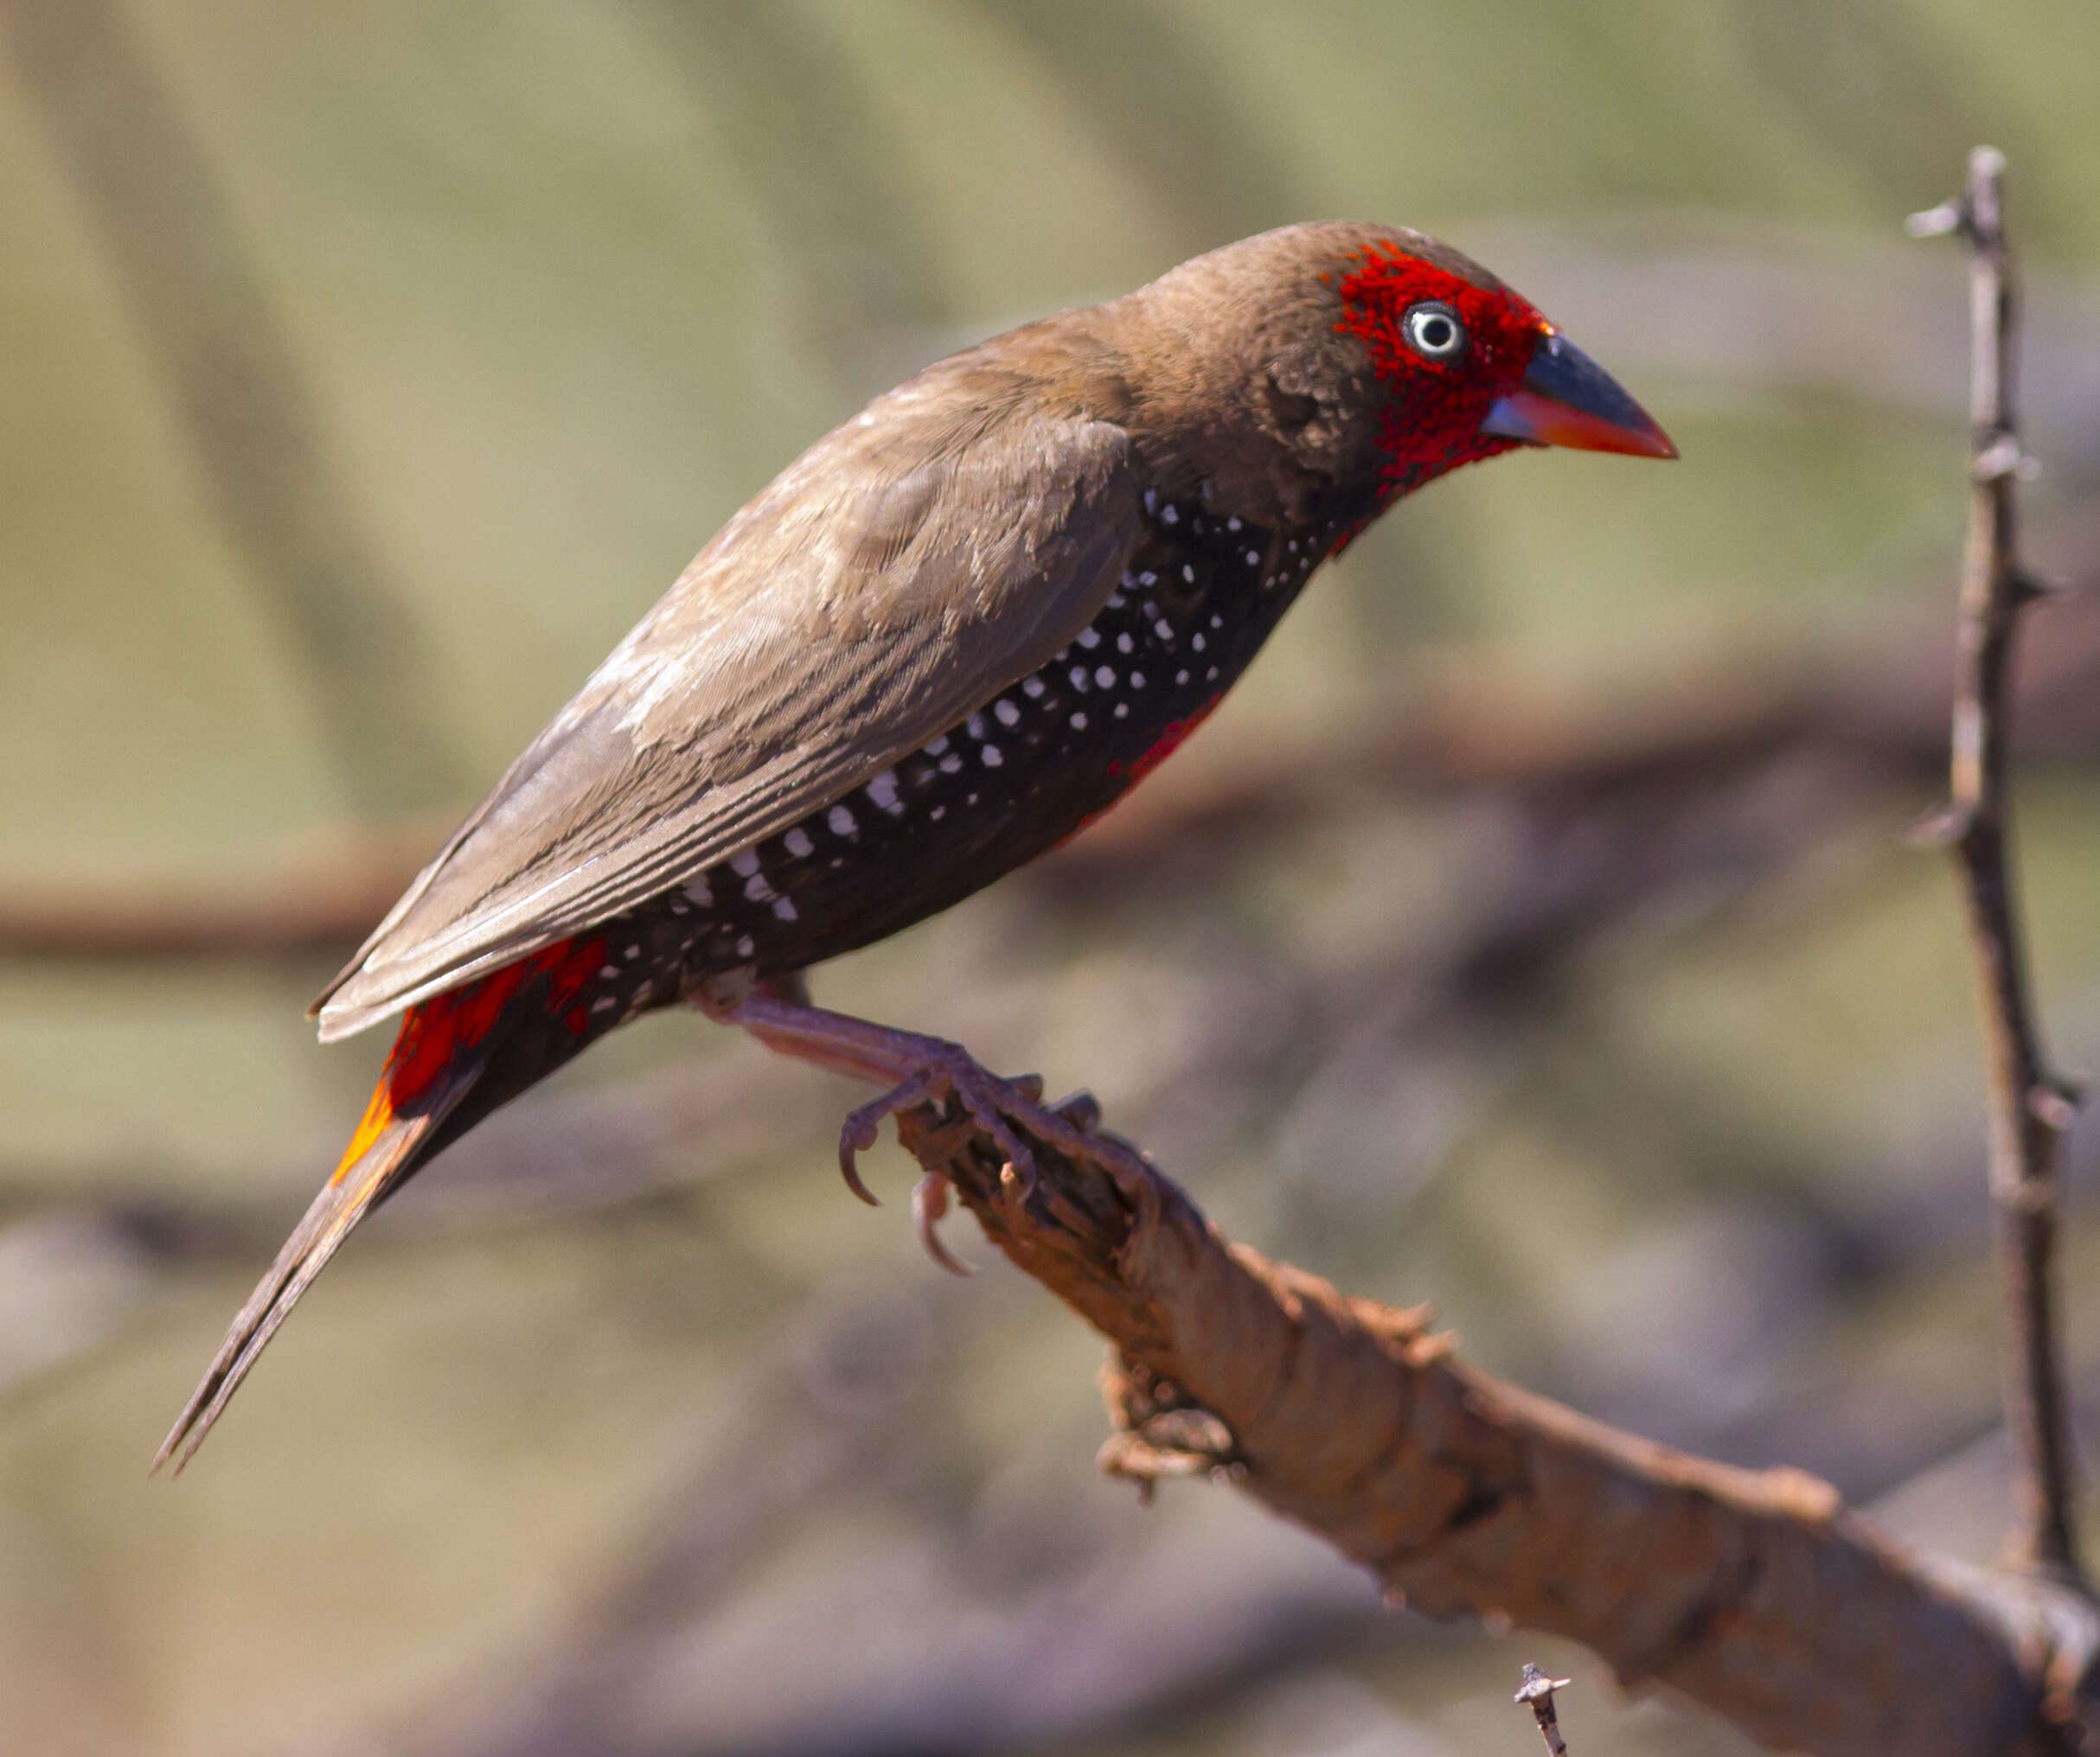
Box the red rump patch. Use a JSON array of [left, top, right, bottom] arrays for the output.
[[331, 936, 605, 1181], [1332, 241, 1543, 495]]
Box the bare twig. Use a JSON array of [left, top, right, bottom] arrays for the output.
[[878, 1077, 2100, 1756], [1515, 1665, 1574, 1756], [1911, 148, 2090, 1589]]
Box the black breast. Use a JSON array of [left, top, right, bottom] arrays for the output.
[[591, 484, 1358, 1013]]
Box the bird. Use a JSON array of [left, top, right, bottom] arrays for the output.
[[155, 220, 1674, 1471]]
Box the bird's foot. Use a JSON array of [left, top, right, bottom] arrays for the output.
[[836, 1043, 1047, 1199], [720, 992, 1116, 1268]]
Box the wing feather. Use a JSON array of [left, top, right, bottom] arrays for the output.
[[314, 364, 1139, 1040]]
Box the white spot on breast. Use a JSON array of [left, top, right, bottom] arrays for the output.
[[685, 875, 713, 906], [1130, 672, 1145, 687], [772, 898, 797, 921], [623, 945, 640, 961], [1226, 515, 1242, 531], [737, 935, 755, 957], [1211, 614, 1224, 628], [731, 851, 760, 878], [1139, 571, 1156, 586], [939, 752, 963, 774], [592, 995, 617, 1013], [925, 735, 949, 757], [1117, 633, 1134, 654], [744, 872, 777, 904], [1070, 711, 1088, 729], [1106, 591, 1125, 609], [828, 804, 857, 838], [1192, 633, 1206, 652], [1077, 627, 1100, 649], [994, 698, 1020, 727], [982, 744, 1003, 767], [784, 828, 813, 859], [1245, 549, 1260, 566], [1175, 669, 1190, 685], [1181, 565, 1195, 583], [599, 965, 619, 980], [1113, 702, 1128, 718], [1022, 676, 1045, 699], [1069, 666, 1090, 692], [967, 712, 987, 740], [1155, 621, 1174, 641], [930, 804, 945, 820], [867, 770, 903, 815], [1143, 489, 1157, 514], [1161, 503, 1179, 524], [1095, 666, 1115, 687]]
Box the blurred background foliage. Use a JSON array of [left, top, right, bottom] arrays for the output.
[[2, 3, 2098, 1753]]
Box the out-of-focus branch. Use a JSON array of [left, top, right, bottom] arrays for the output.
[[1911, 149, 2090, 1589], [12, 516, 2100, 962], [0, 818, 448, 962], [885, 1084, 2100, 1757], [387, 1283, 938, 1757]]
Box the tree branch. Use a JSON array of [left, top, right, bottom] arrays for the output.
[[880, 1085, 2100, 1757], [1911, 148, 2090, 1588]]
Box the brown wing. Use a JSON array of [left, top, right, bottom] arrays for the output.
[[313, 369, 1139, 1042]]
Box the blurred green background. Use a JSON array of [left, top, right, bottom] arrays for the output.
[[3, 3, 2099, 1753]]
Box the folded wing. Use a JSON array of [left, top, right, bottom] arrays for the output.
[[315, 362, 1139, 1041]]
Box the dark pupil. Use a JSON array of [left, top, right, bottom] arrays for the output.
[[1417, 315, 1454, 350]]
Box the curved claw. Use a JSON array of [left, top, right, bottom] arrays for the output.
[[836, 1123, 883, 1206], [836, 1070, 939, 1206], [912, 1172, 972, 1276]]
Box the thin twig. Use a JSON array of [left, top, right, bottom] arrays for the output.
[[1514, 1665, 1573, 1755], [1911, 147, 2090, 1589]]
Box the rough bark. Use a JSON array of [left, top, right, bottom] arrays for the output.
[[891, 1099, 2100, 1756]]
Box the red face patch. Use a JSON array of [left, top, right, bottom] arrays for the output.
[[1333, 242, 1545, 497]]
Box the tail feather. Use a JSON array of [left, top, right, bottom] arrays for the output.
[[151, 1066, 478, 1474], [155, 930, 613, 1473]]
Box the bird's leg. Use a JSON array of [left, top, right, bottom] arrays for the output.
[[697, 981, 1114, 1259]]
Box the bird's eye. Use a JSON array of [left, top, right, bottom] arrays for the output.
[[1403, 303, 1464, 360]]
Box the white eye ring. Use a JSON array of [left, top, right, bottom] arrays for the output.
[[1403, 303, 1464, 359]]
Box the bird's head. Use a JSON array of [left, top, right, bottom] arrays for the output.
[[1123, 221, 1674, 526], [1328, 228, 1677, 499]]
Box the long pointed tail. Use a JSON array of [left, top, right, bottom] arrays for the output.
[[151, 1064, 479, 1474], [153, 931, 612, 1473]]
